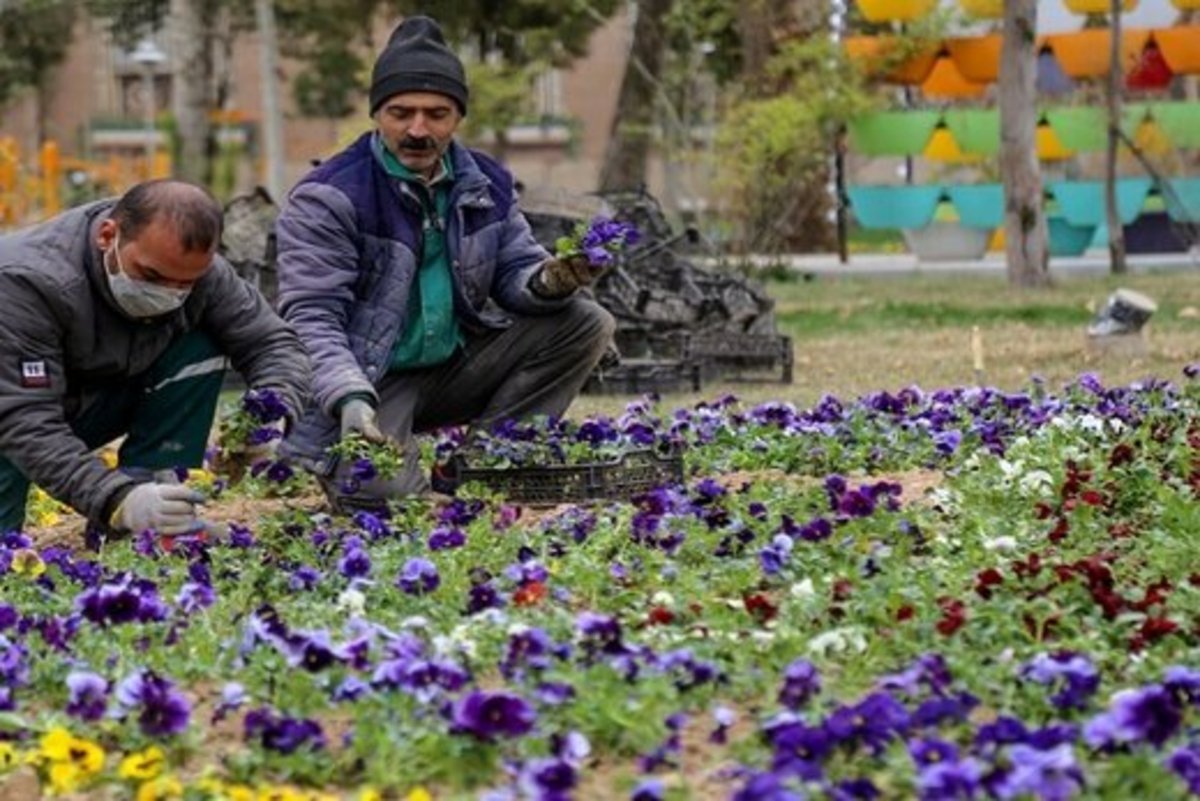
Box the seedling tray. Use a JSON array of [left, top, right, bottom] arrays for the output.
[[682, 332, 794, 384], [582, 359, 703, 395], [431, 445, 685, 505]]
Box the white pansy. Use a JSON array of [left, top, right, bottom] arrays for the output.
[[983, 535, 1019, 552], [336, 588, 366, 616], [789, 578, 817, 601], [807, 626, 868, 658], [1018, 469, 1054, 494], [651, 591, 675, 607]]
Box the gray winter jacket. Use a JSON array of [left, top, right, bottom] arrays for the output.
[[0, 200, 311, 523], [276, 135, 566, 463]]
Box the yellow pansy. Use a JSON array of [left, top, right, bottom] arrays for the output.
[[0, 741, 18, 771], [39, 728, 105, 778], [47, 761, 83, 794], [257, 786, 305, 801], [119, 745, 166, 781], [358, 789, 383, 801], [187, 468, 216, 483], [39, 728, 75, 761], [405, 788, 434, 801], [193, 776, 227, 796], [136, 774, 184, 801], [11, 548, 45, 577], [225, 784, 257, 801]]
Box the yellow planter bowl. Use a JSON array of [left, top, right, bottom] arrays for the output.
[[1172, 0, 1200, 8], [1036, 124, 1074, 161], [858, 0, 938, 22], [959, 0, 1004, 17], [1063, 0, 1137, 12], [924, 129, 984, 164]]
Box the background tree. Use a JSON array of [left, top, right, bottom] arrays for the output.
[[712, 34, 871, 254], [0, 0, 79, 143], [599, 0, 672, 193], [998, 0, 1050, 287]]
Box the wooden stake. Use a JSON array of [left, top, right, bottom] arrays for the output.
[[971, 326, 985, 385]]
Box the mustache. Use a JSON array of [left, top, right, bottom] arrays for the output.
[[398, 136, 437, 151]]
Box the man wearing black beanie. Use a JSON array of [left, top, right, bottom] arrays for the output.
[[275, 16, 615, 510]]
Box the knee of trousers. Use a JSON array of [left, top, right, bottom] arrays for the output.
[[564, 297, 617, 355]]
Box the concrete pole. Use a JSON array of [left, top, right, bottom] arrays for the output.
[[255, 0, 286, 201]]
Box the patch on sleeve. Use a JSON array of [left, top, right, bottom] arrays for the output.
[[18, 358, 51, 389]]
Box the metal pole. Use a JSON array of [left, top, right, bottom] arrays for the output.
[[1105, 0, 1128, 274]]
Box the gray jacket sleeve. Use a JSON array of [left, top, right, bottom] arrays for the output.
[[0, 271, 135, 523], [275, 182, 376, 416], [490, 196, 573, 316], [197, 257, 311, 420]]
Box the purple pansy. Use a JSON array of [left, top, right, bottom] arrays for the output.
[[65, 670, 108, 721], [450, 690, 537, 740], [113, 669, 191, 737], [397, 558, 440, 595]]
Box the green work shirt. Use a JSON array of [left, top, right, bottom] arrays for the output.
[[374, 136, 463, 370]]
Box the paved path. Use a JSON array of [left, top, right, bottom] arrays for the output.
[[721, 250, 1200, 278]]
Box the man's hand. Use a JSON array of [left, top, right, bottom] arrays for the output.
[[533, 254, 599, 298], [110, 483, 205, 535], [340, 398, 385, 443]]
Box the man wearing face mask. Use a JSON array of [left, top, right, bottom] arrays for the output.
[[276, 15, 615, 511], [0, 179, 311, 538]]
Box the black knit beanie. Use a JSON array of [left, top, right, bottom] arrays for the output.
[[369, 16, 469, 116]]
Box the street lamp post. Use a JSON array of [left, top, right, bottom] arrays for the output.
[[130, 39, 167, 178]]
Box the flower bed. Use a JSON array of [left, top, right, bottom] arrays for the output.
[[1, 368, 1199, 799]]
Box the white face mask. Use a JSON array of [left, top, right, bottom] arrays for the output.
[[104, 232, 191, 318]]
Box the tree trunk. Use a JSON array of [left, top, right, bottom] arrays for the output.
[[1105, 0, 1127, 274], [999, 0, 1050, 288], [170, 0, 215, 185], [598, 0, 672, 193]]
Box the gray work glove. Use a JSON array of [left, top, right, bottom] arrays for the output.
[[110, 483, 205, 535], [339, 398, 385, 443], [533, 254, 599, 298]]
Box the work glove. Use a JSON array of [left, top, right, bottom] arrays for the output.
[[110, 482, 205, 535], [340, 398, 385, 444], [533, 254, 600, 298]]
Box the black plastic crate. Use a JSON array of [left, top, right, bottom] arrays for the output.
[[582, 359, 703, 395], [682, 333, 794, 384], [431, 446, 685, 505]]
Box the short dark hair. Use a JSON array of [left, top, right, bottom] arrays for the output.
[[112, 179, 223, 253]]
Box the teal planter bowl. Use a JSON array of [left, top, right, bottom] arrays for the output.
[[1048, 179, 1152, 227], [847, 185, 943, 230], [1048, 216, 1096, 256], [946, 184, 1004, 229]]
